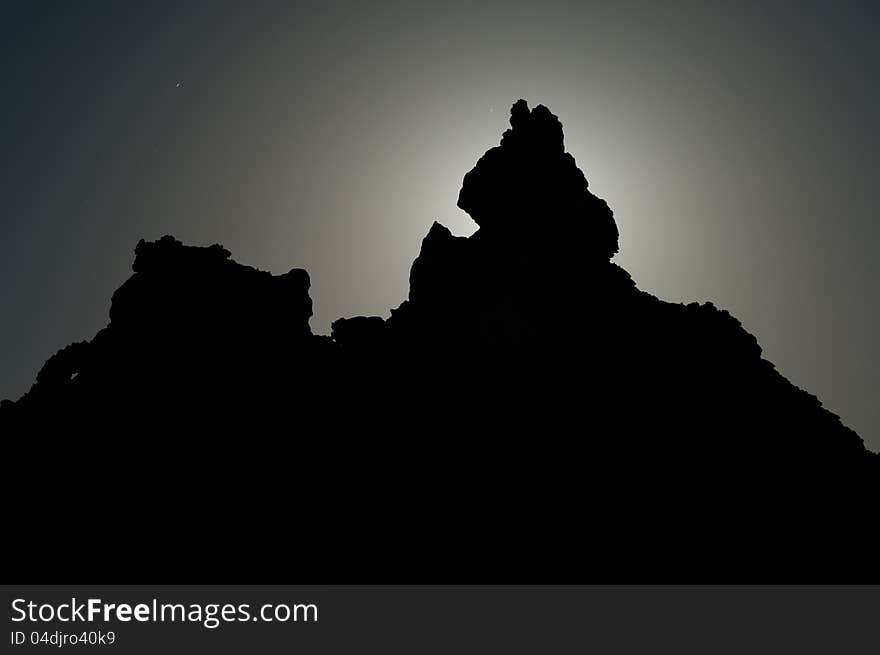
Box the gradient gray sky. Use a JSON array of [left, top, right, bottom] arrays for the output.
[[2, 1, 877, 450]]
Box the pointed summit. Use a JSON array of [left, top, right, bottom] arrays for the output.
[[503, 99, 564, 152], [458, 100, 619, 259]]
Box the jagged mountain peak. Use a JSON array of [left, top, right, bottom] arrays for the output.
[[2, 99, 875, 580], [458, 100, 619, 260]]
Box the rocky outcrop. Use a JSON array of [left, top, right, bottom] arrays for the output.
[[4, 235, 321, 429], [458, 99, 618, 260], [2, 101, 875, 581]]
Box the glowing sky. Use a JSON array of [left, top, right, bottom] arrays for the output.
[[2, 2, 877, 449]]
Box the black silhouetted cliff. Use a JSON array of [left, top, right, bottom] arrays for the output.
[[2, 101, 876, 582], [3, 236, 328, 424]]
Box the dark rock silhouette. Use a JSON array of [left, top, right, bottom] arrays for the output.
[[2, 101, 876, 582], [458, 99, 618, 260], [4, 235, 325, 426]]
